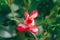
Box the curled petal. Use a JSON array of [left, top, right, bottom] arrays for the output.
[[24, 10, 29, 20], [16, 24, 28, 32], [29, 26, 39, 34], [30, 10, 38, 19]]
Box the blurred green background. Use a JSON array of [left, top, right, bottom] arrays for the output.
[[0, 0, 60, 40]]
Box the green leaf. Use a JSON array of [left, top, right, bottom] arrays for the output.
[[0, 25, 16, 38], [29, 0, 43, 12]]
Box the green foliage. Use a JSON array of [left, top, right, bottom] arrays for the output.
[[0, 0, 60, 40]]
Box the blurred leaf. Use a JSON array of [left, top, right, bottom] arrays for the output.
[[11, 3, 19, 11], [29, 0, 43, 12], [7, 12, 19, 20], [0, 25, 16, 38]]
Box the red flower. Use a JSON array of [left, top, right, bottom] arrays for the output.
[[16, 10, 39, 34]]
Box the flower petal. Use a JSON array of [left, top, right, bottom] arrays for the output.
[[24, 10, 29, 20], [30, 10, 38, 18], [16, 24, 28, 32], [29, 19, 35, 26], [25, 17, 35, 26], [29, 26, 38, 34]]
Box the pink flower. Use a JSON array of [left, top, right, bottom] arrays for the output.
[[16, 10, 39, 34]]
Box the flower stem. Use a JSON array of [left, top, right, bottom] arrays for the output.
[[5, 0, 19, 24], [42, 5, 59, 24], [42, 31, 49, 40]]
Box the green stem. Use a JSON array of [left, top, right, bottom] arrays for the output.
[[41, 5, 60, 40], [5, 0, 19, 24], [50, 24, 60, 27], [42, 31, 49, 40], [9, 5, 19, 24], [42, 5, 59, 24], [19, 33, 26, 40]]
